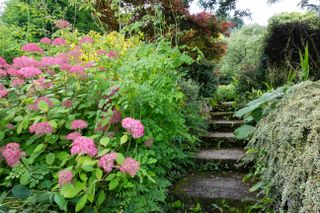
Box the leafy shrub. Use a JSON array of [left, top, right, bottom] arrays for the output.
[[213, 84, 236, 103], [244, 81, 320, 212], [0, 23, 194, 212]]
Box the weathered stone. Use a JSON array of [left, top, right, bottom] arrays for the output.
[[210, 120, 243, 131], [201, 132, 245, 148]]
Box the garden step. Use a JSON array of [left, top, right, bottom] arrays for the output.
[[210, 119, 243, 131], [194, 148, 246, 171], [201, 132, 245, 148], [172, 172, 256, 208], [211, 111, 234, 119]]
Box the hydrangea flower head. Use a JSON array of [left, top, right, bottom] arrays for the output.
[[29, 122, 53, 136], [18, 66, 42, 78], [40, 37, 52, 44], [119, 157, 140, 177], [62, 99, 73, 108], [79, 36, 94, 44], [1, 143, 24, 167], [0, 69, 7, 77], [55, 20, 70, 29], [22, 43, 44, 54], [11, 79, 25, 87], [98, 152, 118, 174], [52, 38, 66, 46], [0, 84, 8, 98], [69, 65, 85, 75], [13, 56, 39, 68], [29, 96, 54, 111], [58, 170, 73, 186], [106, 51, 118, 59], [121, 117, 144, 139], [66, 132, 81, 141], [0, 57, 8, 68], [70, 136, 97, 157], [71, 119, 88, 130]]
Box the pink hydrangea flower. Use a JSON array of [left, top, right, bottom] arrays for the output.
[[98, 152, 117, 174], [107, 51, 118, 59], [84, 61, 94, 68], [52, 38, 66, 46], [58, 170, 73, 186], [119, 157, 140, 177], [1, 143, 24, 167], [40, 57, 60, 67], [55, 20, 70, 29], [22, 43, 44, 54], [0, 84, 8, 98], [18, 66, 42, 78], [40, 37, 52, 44], [71, 119, 88, 130], [66, 132, 81, 141], [0, 69, 7, 77], [33, 77, 53, 90], [79, 36, 94, 44], [29, 96, 54, 111], [97, 50, 107, 55], [13, 56, 39, 68], [67, 47, 82, 61], [7, 68, 20, 77], [69, 65, 85, 75], [61, 99, 73, 108], [70, 136, 97, 157], [121, 118, 144, 139], [60, 63, 72, 72], [29, 122, 53, 136], [11, 79, 25, 87], [0, 57, 8, 68]]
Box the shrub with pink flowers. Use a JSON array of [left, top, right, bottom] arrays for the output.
[[0, 22, 194, 212]]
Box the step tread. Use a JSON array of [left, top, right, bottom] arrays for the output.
[[212, 120, 243, 125], [220, 101, 235, 106], [207, 132, 236, 138], [173, 172, 255, 202], [211, 111, 234, 116], [196, 148, 245, 161]]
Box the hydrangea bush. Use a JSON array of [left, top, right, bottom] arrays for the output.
[[0, 21, 193, 212]]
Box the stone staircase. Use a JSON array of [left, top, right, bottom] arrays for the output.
[[172, 102, 255, 211]]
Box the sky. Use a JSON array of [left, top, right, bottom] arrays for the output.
[[0, 0, 310, 25]]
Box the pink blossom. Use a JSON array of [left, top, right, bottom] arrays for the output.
[[13, 56, 39, 68], [66, 132, 81, 141], [52, 38, 66, 46], [40, 57, 60, 66], [60, 63, 72, 72], [0, 57, 8, 68], [84, 61, 94, 68], [11, 79, 25, 87], [119, 157, 140, 177], [110, 109, 122, 124], [98, 152, 117, 174], [97, 50, 107, 55], [18, 66, 42, 78], [0, 69, 7, 77], [69, 65, 85, 75], [7, 68, 20, 77], [67, 47, 82, 61], [58, 170, 73, 186], [33, 77, 53, 90], [71, 119, 88, 130], [107, 51, 118, 59], [29, 122, 53, 136], [55, 20, 70, 29], [7, 123, 15, 130], [79, 36, 94, 44], [121, 118, 144, 139], [40, 37, 52, 44], [1, 143, 24, 167], [0, 84, 8, 98], [29, 96, 54, 111], [22, 43, 44, 54], [70, 136, 97, 157], [61, 99, 73, 108]]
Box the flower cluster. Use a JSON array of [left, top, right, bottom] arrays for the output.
[[22, 43, 44, 54], [1, 143, 25, 167], [40, 37, 52, 44], [66, 132, 81, 140], [29, 122, 53, 136], [55, 20, 70, 29], [29, 96, 54, 111], [121, 117, 144, 139], [0, 84, 8, 98], [70, 136, 97, 157], [52, 38, 66, 46], [58, 170, 73, 186], [79, 36, 94, 44], [98, 152, 117, 174], [71, 120, 88, 130], [119, 157, 140, 177], [18, 66, 42, 78]]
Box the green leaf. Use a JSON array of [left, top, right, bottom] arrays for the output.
[[234, 125, 256, 140], [12, 184, 32, 200], [60, 183, 82, 198], [120, 134, 128, 145], [54, 193, 67, 211], [109, 178, 119, 190], [96, 190, 106, 206], [38, 100, 49, 112], [99, 137, 110, 147], [249, 181, 264, 192], [87, 183, 96, 203], [46, 153, 55, 165], [0, 131, 4, 140], [95, 168, 103, 180], [75, 194, 87, 212], [116, 153, 125, 165], [106, 173, 115, 181], [49, 120, 57, 129], [20, 172, 31, 185]]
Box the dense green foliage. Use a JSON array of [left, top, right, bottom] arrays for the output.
[[244, 81, 320, 212]]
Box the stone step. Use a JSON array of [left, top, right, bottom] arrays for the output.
[[201, 132, 245, 148], [211, 111, 234, 120], [210, 120, 243, 131], [172, 172, 256, 209], [194, 149, 246, 171]]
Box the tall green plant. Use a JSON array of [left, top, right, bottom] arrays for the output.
[[299, 44, 310, 81]]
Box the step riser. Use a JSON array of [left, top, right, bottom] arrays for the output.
[[194, 159, 249, 172], [209, 125, 239, 132], [201, 137, 246, 149]]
